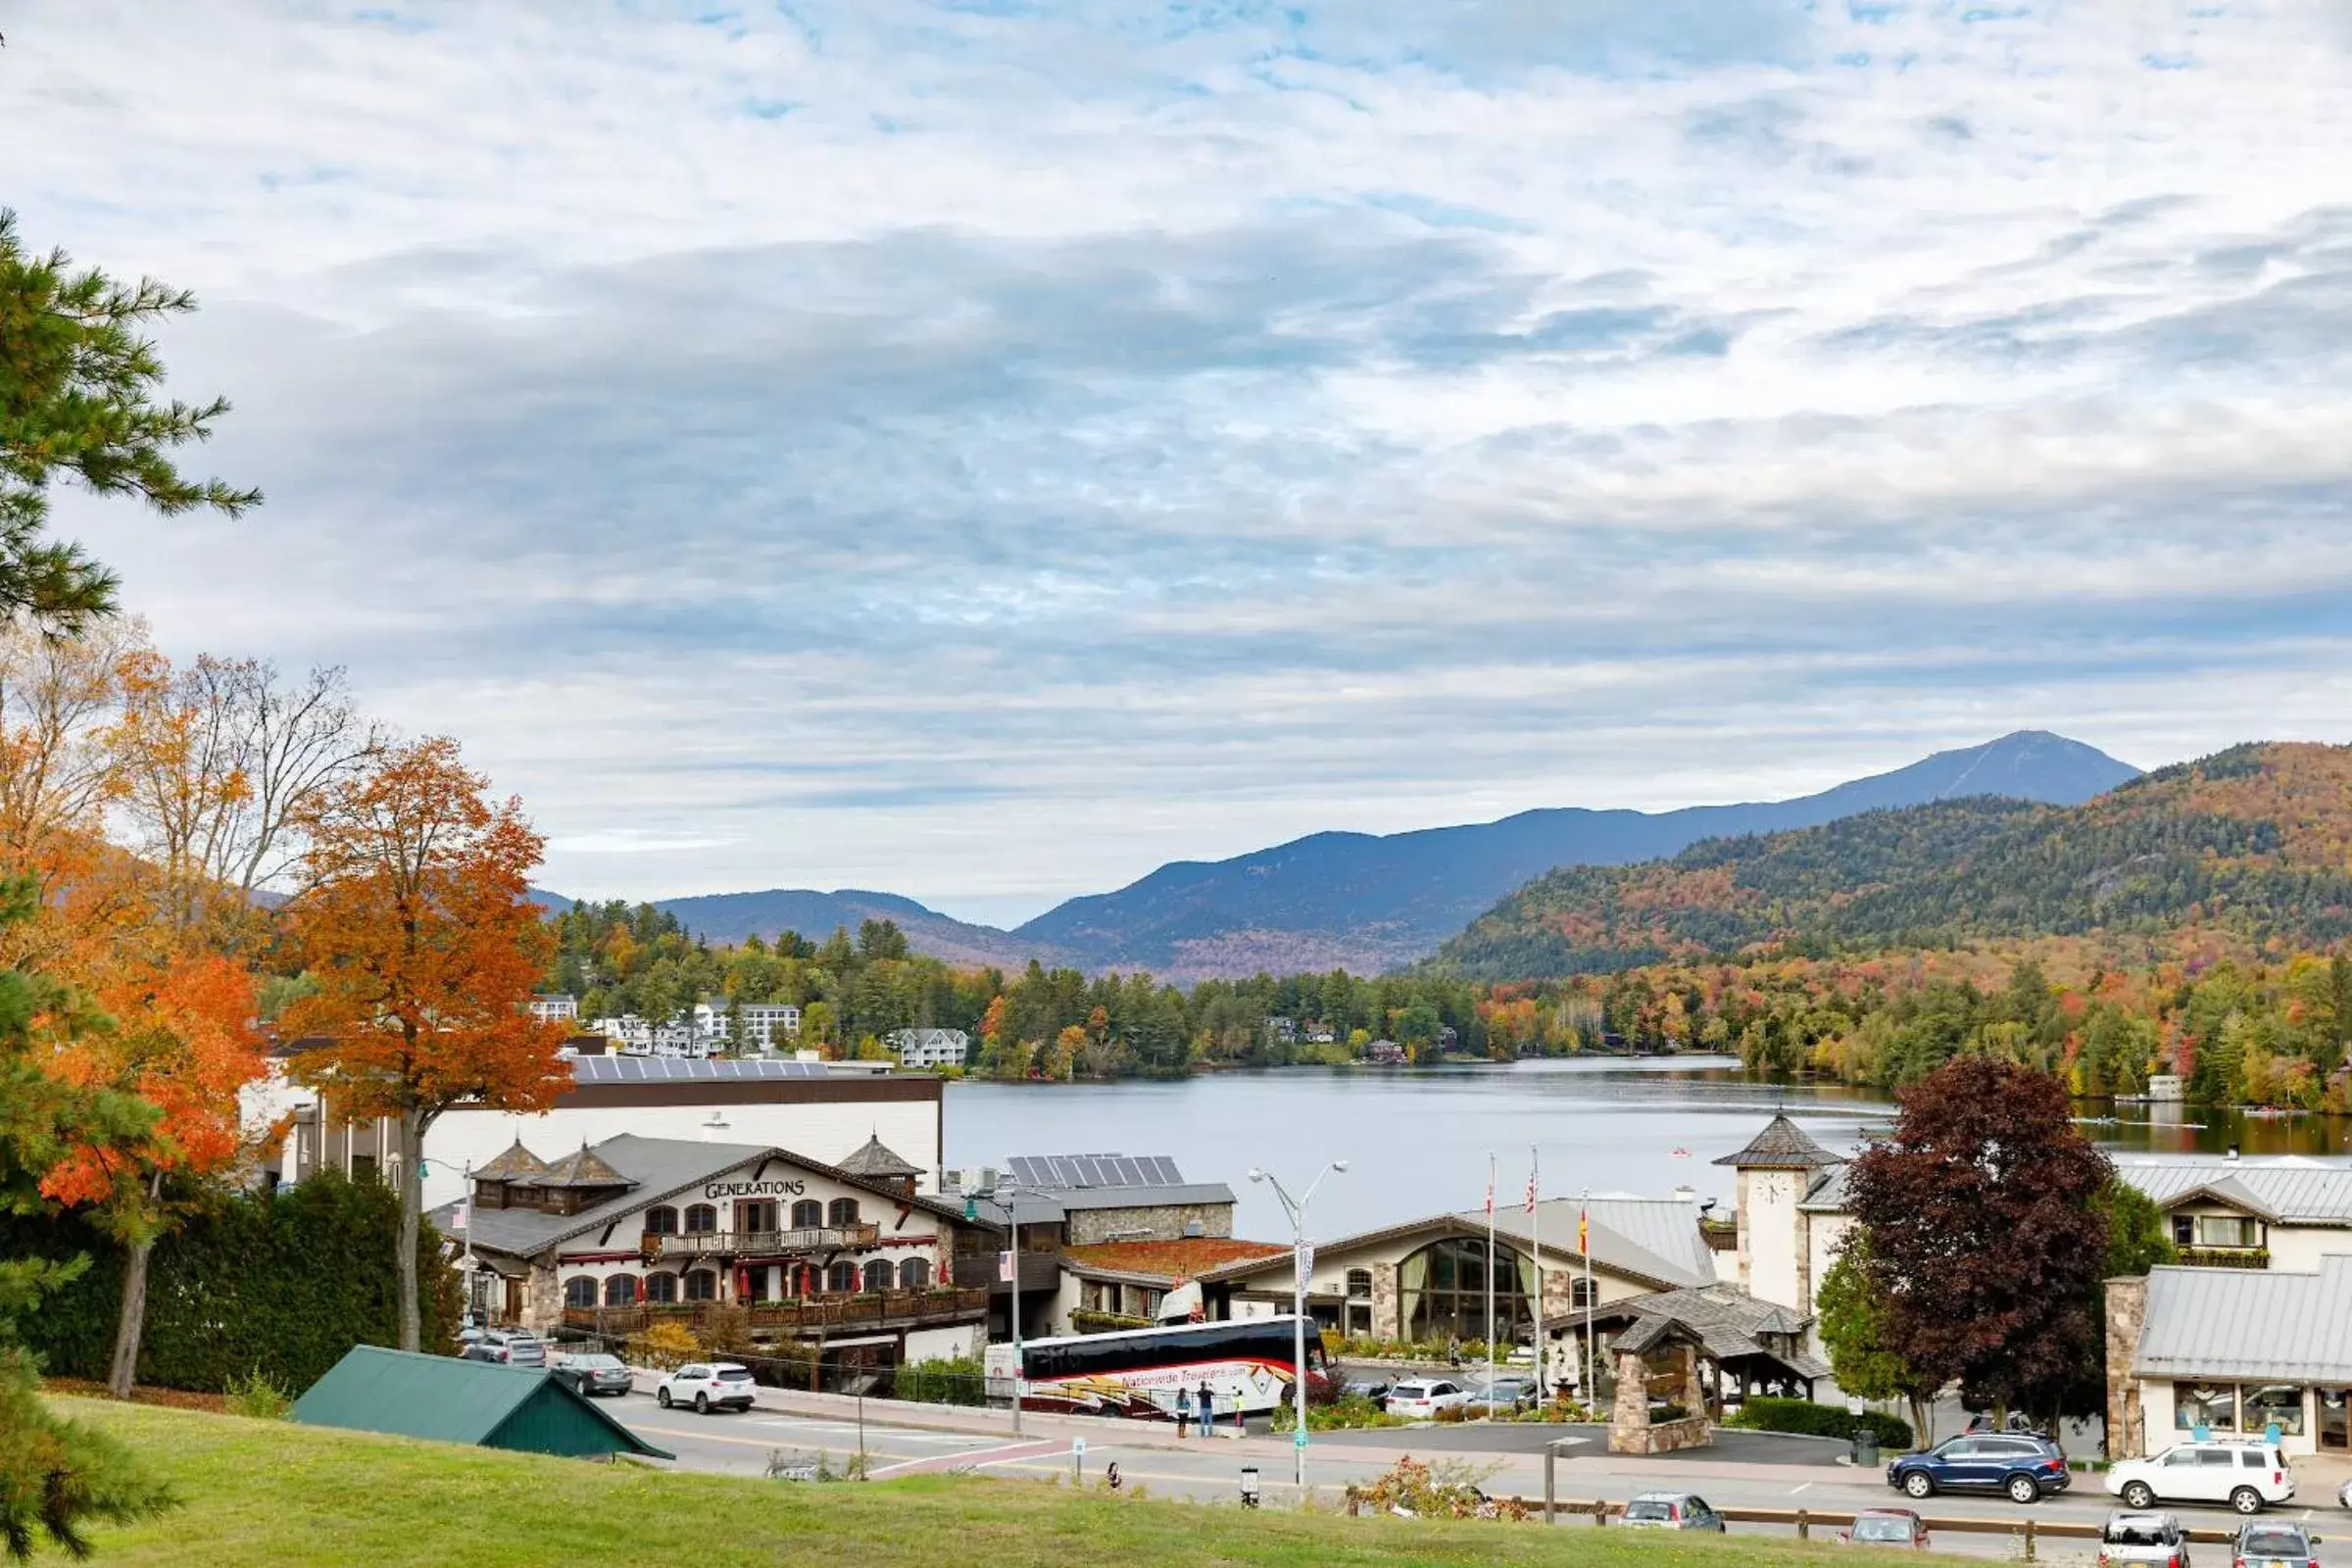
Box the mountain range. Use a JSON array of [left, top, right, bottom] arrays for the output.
[[1433, 740, 2352, 981], [540, 729, 2141, 980]]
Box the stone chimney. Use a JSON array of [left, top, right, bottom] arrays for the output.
[[2103, 1275, 2150, 1459]]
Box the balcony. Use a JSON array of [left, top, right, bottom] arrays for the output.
[[562, 1286, 990, 1339], [2178, 1246, 2270, 1270], [643, 1223, 879, 1261]]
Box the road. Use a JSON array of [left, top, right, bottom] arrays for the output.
[[600, 1394, 2352, 1563]]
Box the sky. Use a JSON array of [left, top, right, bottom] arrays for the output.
[[7, 1, 2352, 928]]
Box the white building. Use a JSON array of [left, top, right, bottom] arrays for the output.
[[739, 1003, 802, 1051], [2107, 1256, 2352, 1457], [885, 1028, 969, 1069], [246, 1051, 947, 1213], [530, 994, 579, 1023]]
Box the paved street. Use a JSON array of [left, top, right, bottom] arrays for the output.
[[602, 1392, 2352, 1564]]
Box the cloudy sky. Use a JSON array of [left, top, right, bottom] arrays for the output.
[[7, 1, 2352, 926]]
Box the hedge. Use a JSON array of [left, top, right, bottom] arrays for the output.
[[1726, 1395, 1913, 1449], [1, 1173, 461, 1395]]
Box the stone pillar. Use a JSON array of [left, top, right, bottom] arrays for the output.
[[2105, 1276, 2148, 1458], [1371, 1261, 1400, 1342], [523, 1264, 564, 1334], [1794, 1207, 1813, 1316], [1610, 1348, 1650, 1448], [1683, 1346, 1708, 1420]]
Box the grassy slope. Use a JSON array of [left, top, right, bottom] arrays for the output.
[[55, 1397, 1849, 1568]]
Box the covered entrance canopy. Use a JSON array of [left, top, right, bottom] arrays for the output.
[[1560, 1283, 1829, 1404]]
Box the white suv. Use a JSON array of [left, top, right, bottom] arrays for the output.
[[2107, 1442, 2293, 1515], [1385, 1379, 1470, 1419], [654, 1362, 757, 1414]]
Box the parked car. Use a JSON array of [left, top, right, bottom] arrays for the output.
[[1968, 1411, 2047, 1437], [2107, 1442, 2293, 1516], [2231, 1521, 2321, 1568], [551, 1352, 635, 1398], [457, 1342, 502, 1364], [1384, 1379, 1471, 1419], [1618, 1492, 1726, 1532], [2099, 1509, 2191, 1568], [477, 1330, 546, 1368], [1463, 1374, 1538, 1414], [1341, 1377, 1393, 1406], [1839, 1508, 1930, 1549], [1886, 1433, 2070, 1504], [655, 1362, 756, 1414]]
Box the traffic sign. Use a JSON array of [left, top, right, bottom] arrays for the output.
[[1294, 1428, 1308, 1447], [1072, 1437, 1087, 1457]]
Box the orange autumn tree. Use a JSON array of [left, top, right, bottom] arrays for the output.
[[281, 737, 570, 1351], [40, 954, 264, 1397]]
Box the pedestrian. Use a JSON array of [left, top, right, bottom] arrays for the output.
[[1175, 1386, 1192, 1439], [1197, 1379, 1214, 1437]]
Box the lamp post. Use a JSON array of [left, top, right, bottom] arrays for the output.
[[1249, 1160, 1348, 1491], [965, 1178, 1026, 1437]]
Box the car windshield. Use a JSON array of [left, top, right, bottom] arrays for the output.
[[1395, 1385, 1431, 1397], [1853, 1518, 1913, 1543], [2239, 1532, 2304, 1557], [2107, 1524, 2174, 1546], [1625, 1500, 1676, 1522], [572, 1355, 619, 1370], [717, 1368, 754, 1381]]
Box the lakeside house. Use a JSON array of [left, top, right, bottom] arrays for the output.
[[885, 1028, 970, 1069], [529, 993, 579, 1024], [432, 1132, 992, 1369]]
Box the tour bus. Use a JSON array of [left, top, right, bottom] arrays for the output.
[[981, 1314, 1332, 1420]]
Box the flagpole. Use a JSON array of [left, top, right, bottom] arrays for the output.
[[1581, 1186, 1594, 1406], [1529, 1148, 1543, 1404], [1485, 1152, 1495, 1412]]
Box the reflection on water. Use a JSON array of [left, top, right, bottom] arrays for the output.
[[943, 1058, 2349, 1246]]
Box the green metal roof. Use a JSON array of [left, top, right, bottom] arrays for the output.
[[292, 1347, 673, 1460]]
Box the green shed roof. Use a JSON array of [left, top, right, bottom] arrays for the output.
[[292, 1346, 672, 1460]]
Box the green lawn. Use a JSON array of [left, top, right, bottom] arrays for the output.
[[54, 1397, 1853, 1568]]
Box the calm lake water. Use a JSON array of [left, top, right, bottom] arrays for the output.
[[943, 1057, 2352, 1244]]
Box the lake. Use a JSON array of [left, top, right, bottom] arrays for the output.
[[943, 1057, 2352, 1244]]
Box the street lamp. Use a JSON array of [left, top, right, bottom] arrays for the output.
[[1249, 1160, 1348, 1491], [964, 1177, 1027, 1437]]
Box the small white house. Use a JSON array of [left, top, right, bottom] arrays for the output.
[[885, 1028, 969, 1069], [530, 994, 579, 1023]]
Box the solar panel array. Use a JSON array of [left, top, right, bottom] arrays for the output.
[[572, 1055, 824, 1083], [1005, 1152, 1183, 1190]]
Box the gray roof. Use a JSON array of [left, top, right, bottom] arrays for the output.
[[1714, 1113, 1841, 1169], [1569, 1283, 1831, 1381], [436, 1133, 967, 1258], [1476, 1198, 1714, 1290], [2118, 1162, 2352, 1225], [836, 1134, 922, 1181], [571, 1055, 829, 1083], [944, 1158, 1234, 1215], [2132, 1254, 2352, 1383]]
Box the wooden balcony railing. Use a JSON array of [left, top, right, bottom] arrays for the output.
[[643, 1223, 879, 1261], [562, 1287, 990, 1339]]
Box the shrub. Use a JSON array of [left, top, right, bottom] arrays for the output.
[[697, 1304, 754, 1360], [222, 1368, 293, 1420], [1271, 1394, 1404, 1432], [896, 1355, 987, 1406], [633, 1322, 700, 1371], [1349, 1456, 1528, 1521], [1727, 1395, 1913, 1449]]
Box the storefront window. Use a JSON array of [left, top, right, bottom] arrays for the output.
[[2176, 1383, 2236, 1431], [645, 1272, 678, 1303], [564, 1276, 597, 1309], [1399, 1237, 1535, 1344], [603, 1274, 638, 1306], [684, 1269, 717, 1301], [2243, 1385, 2304, 1436]]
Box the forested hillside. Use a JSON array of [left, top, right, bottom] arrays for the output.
[[1436, 743, 2352, 981]]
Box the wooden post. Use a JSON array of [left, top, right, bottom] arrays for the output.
[[2024, 1518, 2036, 1562], [1543, 1446, 1555, 1523], [1796, 1509, 1809, 1542], [1593, 1499, 1608, 1526]]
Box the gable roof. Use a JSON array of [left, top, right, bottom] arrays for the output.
[[1212, 1198, 1713, 1294], [1713, 1113, 1841, 1169], [535, 1144, 631, 1189], [2118, 1162, 2352, 1226], [292, 1346, 672, 1459], [2152, 1175, 2280, 1222], [475, 1139, 550, 1182], [1569, 1283, 1830, 1381], [438, 1133, 970, 1259], [2132, 1255, 2352, 1383]]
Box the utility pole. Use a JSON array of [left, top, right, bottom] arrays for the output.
[[967, 1177, 1026, 1437], [1250, 1160, 1348, 1491]]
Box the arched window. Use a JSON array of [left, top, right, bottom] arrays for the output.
[[791, 1199, 823, 1229], [1398, 1237, 1534, 1345], [1571, 1276, 1598, 1310], [1347, 1268, 1373, 1298], [899, 1257, 931, 1290], [644, 1272, 678, 1304], [684, 1269, 717, 1301], [862, 1260, 893, 1293], [604, 1273, 639, 1306], [564, 1276, 598, 1310], [684, 1203, 717, 1234], [826, 1260, 858, 1293], [644, 1205, 679, 1236], [827, 1198, 859, 1227]]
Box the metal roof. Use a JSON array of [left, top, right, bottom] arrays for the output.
[[292, 1347, 672, 1459], [1713, 1113, 1842, 1169], [1568, 1284, 1831, 1381], [1006, 1153, 1187, 1190], [571, 1055, 826, 1083], [1237, 1197, 1714, 1295], [2116, 1162, 2352, 1225], [2133, 1255, 2352, 1383]]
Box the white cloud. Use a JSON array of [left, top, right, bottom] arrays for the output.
[[7, 0, 2352, 921]]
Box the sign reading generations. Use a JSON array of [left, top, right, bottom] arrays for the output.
[[702, 1179, 808, 1200]]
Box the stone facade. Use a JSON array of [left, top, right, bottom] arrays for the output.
[[1063, 1201, 1233, 1247], [2104, 1275, 2148, 1459], [1370, 1259, 1400, 1341], [1607, 1345, 1714, 1455], [523, 1262, 565, 1334]]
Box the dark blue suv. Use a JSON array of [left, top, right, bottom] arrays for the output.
[[1887, 1434, 2070, 1505]]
